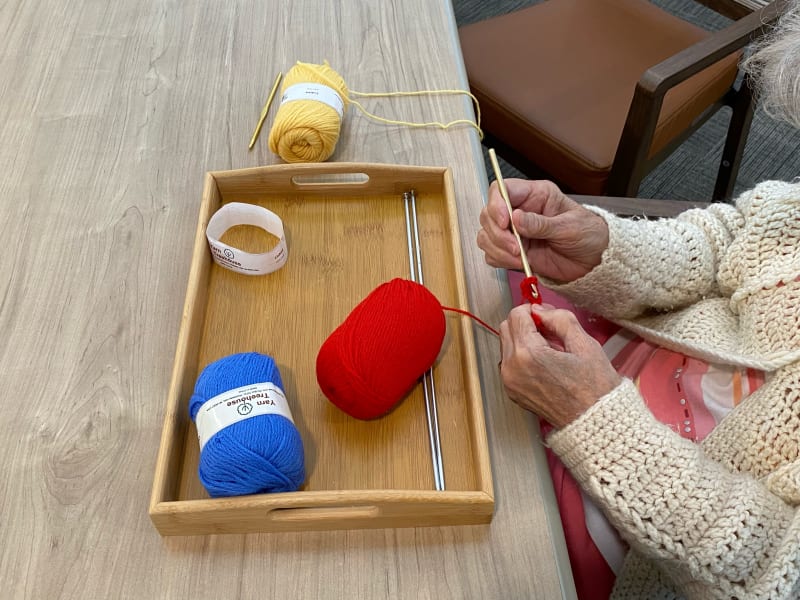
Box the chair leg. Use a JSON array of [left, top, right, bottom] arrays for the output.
[[607, 87, 663, 198], [713, 75, 756, 201]]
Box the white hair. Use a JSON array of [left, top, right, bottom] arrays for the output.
[[742, 0, 800, 128]]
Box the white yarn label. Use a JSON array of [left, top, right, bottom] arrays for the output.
[[280, 83, 345, 119], [205, 202, 288, 276], [195, 382, 295, 450]]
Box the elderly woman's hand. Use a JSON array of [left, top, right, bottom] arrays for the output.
[[499, 303, 622, 429], [477, 179, 609, 283]]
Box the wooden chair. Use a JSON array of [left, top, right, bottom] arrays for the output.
[[701, 0, 772, 19], [458, 0, 786, 200], [571, 194, 709, 217]]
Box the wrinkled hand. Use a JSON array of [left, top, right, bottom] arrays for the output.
[[499, 303, 621, 429], [478, 179, 609, 283]]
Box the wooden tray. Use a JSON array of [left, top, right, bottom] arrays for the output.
[[149, 162, 494, 535]]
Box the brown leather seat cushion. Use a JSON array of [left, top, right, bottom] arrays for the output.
[[459, 0, 741, 194]]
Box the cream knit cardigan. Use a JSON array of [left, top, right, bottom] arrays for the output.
[[546, 181, 800, 599]]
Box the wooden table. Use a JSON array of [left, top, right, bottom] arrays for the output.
[[0, 1, 575, 597]]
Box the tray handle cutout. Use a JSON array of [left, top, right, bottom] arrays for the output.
[[291, 172, 370, 187], [267, 504, 381, 523]]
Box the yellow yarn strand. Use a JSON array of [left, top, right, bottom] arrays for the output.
[[348, 89, 483, 139], [268, 61, 483, 164]]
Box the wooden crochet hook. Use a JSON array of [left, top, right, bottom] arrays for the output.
[[248, 72, 283, 150], [488, 149, 543, 323]]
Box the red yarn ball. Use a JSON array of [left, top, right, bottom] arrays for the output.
[[316, 278, 446, 420]]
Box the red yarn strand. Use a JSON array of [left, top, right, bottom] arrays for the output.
[[441, 306, 500, 337]]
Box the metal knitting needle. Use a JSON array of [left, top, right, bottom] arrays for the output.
[[403, 190, 445, 491], [488, 148, 539, 300], [248, 72, 283, 150], [409, 190, 445, 491]]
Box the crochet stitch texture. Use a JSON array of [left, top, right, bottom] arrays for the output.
[[547, 181, 800, 599]]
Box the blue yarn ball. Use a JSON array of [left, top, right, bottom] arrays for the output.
[[189, 352, 306, 497]]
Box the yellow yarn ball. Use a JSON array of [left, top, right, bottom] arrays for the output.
[[268, 62, 350, 163]]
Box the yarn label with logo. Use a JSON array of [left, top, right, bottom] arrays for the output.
[[195, 382, 295, 450], [205, 202, 288, 276], [280, 83, 344, 118]]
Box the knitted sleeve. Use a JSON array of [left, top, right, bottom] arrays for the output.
[[546, 201, 745, 320], [548, 378, 800, 599]]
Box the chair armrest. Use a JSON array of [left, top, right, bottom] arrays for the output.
[[570, 194, 710, 217], [639, 0, 787, 97]]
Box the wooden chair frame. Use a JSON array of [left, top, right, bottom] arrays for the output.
[[571, 194, 710, 217], [606, 0, 786, 200], [697, 0, 770, 20]]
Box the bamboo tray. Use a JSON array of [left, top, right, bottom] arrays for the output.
[[149, 162, 494, 535]]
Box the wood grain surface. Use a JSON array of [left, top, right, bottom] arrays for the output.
[[0, 0, 575, 598]]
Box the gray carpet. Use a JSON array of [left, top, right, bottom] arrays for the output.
[[454, 0, 800, 201]]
